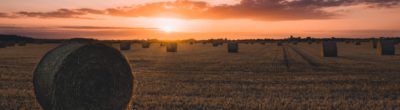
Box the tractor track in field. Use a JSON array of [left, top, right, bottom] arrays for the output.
[[288, 45, 321, 67], [282, 46, 290, 69]]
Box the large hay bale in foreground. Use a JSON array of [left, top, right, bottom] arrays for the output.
[[322, 41, 337, 57], [227, 42, 239, 53], [377, 40, 395, 55], [120, 42, 131, 50], [166, 43, 178, 52], [142, 42, 150, 48], [33, 43, 133, 110]]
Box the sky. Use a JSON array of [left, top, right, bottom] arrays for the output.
[[0, 0, 399, 40]]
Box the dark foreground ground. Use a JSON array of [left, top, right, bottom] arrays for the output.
[[1, 42, 400, 109]]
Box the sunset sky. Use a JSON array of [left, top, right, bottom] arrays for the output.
[[0, 0, 399, 40]]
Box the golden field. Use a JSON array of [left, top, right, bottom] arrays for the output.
[[1, 42, 400, 110]]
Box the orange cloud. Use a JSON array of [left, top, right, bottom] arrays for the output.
[[4, 0, 400, 20]]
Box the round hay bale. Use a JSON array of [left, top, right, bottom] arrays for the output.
[[0, 42, 7, 48], [18, 42, 27, 46], [7, 42, 16, 47], [142, 42, 150, 48], [227, 42, 239, 53], [160, 42, 165, 47], [212, 42, 221, 47], [377, 40, 395, 55], [33, 43, 133, 110], [322, 41, 337, 57], [120, 42, 131, 50], [355, 41, 361, 45], [277, 42, 283, 46], [166, 42, 178, 52], [372, 40, 378, 49]]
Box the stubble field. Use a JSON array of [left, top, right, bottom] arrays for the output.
[[1, 42, 400, 110]]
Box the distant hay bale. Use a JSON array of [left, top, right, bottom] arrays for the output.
[[166, 43, 178, 52], [33, 43, 133, 110], [322, 41, 338, 57], [292, 42, 298, 45], [260, 42, 266, 45], [160, 42, 165, 47], [308, 41, 313, 44], [355, 41, 361, 45], [0, 42, 6, 48], [212, 42, 222, 47], [6, 42, 16, 47], [227, 42, 239, 53], [377, 40, 395, 55], [18, 42, 27, 46], [372, 40, 378, 49], [277, 42, 283, 46], [120, 42, 131, 50], [142, 42, 150, 48]]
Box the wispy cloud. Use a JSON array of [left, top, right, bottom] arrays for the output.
[[2, 0, 400, 20]]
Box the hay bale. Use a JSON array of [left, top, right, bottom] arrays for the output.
[[277, 42, 283, 46], [142, 42, 150, 48], [0, 42, 6, 48], [372, 40, 378, 49], [6, 42, 16, 47], [120, 42, 131, 50], [33, 43, 133, 110], [227, 42, 239, 53], [322, 41, 337, 57], [160, 42, 165, 47], [377, 40, 395, 55], [212, 42, 221, 47], [166, 42, 178, 52], [18, 42, 27, 46], [355, 41, 361, 45]]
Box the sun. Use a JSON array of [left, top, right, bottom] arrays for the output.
[[161, 26, 175, 33]]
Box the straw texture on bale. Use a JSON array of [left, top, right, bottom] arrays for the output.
[[142, 42, 150, 48], [120, 42, 131, 50], [166, 43, 178, 52], [227, 42, 239, 53], [33, 43, 133, 110], [377, 40, 395, 55], [322, 41, 337, 57]]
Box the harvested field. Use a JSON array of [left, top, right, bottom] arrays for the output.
[[1, 43, 400, 109]]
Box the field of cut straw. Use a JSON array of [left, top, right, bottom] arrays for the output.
[[1, 42, 400, 109]]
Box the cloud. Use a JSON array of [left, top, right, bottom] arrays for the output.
[[0, 12, 18, 18], [0, 26, 160, 39], [17, 8, 105, 19], [60, 26, 157, 30], [4, 0, 400, 20]]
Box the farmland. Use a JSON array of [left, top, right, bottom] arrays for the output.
[[1, 42, 400, 109]]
